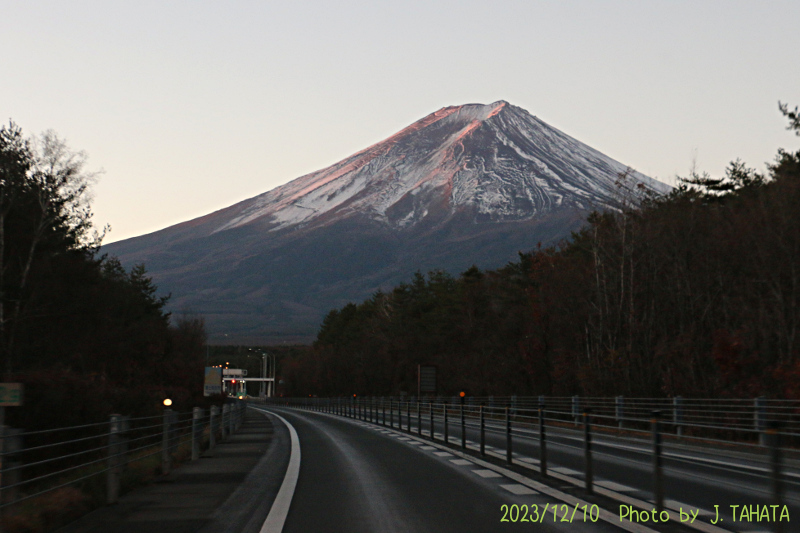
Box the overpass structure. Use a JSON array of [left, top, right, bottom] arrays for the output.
[[222, 363, 277, 397]]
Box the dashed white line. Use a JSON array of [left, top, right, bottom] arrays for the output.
[[551, 467, 581, 476], [472, 469, 503, 478], [501, 484, 538, 495]]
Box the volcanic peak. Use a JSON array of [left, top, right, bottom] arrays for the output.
[[212, 101, 667, 235]]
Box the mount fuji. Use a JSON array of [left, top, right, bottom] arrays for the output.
[[104, 101, 669, 343]]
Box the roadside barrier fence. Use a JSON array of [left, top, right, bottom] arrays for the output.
[[0, 400, 246, 527], [255, 394, 800, 523]]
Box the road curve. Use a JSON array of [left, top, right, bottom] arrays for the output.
[[251, 406, 627, 533]]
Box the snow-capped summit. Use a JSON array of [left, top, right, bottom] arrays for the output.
[[105, 101, 669, 344], [211, 100, 668, 233]]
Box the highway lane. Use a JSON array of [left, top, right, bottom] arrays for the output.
[[251, 406, 629, 533], [368, 407, 800, 531]]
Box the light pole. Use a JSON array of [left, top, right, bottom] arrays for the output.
[[269, 353, 277, 397], [247, 349, 268, 398]]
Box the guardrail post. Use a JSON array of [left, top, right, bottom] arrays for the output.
[[539, 401, 547, 477], [461, 402, 466, 450], [652, 410, 664, 513], [444, 402, 449, 443], [615, 395, 624, 429], [107, 415, 122, 504], [192, 408, 203, 460], [417, 401, 422, 436], [430, 401, 435, 441], [572, 395, 580, 426], [673, 396, 683, 437], [756, 397, 766, 446], [209, 406, 218, 450], [768, 422, 784, 533], [171, 410, 179, 457], [390, 398, 394, 428], [478, 405, 486, 456], [506, 406, 512, 465], [162, 409, 172, 475], [221, 404, 229, 439], [406, 400, 411, 433], [584, 409, 593, 494]]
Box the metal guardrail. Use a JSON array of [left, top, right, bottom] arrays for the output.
[[0, 400, 247, 527], [260, 394, 800, 526]]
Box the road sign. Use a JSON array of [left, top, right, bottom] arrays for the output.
[[204, 368, 222, 396], [0, 383, 23, 406], [418, 365, 436, 395]]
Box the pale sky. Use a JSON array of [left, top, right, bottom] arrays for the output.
[[2, 1, 799, 243]]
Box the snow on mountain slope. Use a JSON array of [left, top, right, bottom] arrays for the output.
[[214, 101, 669, 234]]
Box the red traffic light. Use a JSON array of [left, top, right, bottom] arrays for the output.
[[460, 391, 466, 397]]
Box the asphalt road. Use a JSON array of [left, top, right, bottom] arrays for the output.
[[250, 406, 627, 533]]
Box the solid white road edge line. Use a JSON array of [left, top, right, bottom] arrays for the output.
[[256, 410, 301, 533]]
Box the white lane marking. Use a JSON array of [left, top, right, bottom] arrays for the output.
[[434, 451, 453, 457], [501, 484, 538, 495], [472, 469, 503, 478], [595, 480, 636, 492], [551, 467, 581, 476], [259, 411, 301, 533], [450, 459, 473, 466], [517, 457, 539, 464]]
